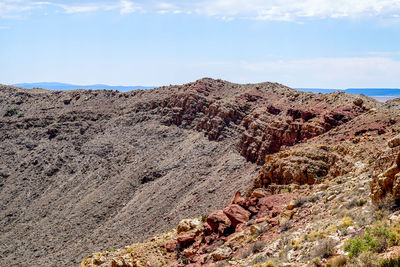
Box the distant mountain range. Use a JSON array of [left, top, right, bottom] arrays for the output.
[[12, 82, 154, 91]]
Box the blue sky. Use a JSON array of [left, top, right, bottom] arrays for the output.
[[1, 0, 400, 88]]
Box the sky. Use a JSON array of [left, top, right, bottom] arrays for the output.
[[1, 0, 400, 88]]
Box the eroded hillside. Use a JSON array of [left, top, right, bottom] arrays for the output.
[[1, 79, 397, 266]]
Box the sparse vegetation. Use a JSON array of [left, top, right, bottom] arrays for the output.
[[250, 254, 268, 265], [252, 240, 267, 254], [4, 108, 18, 117], [326, 255, 347, 267], [357, 199, 367, 207], [312, 238, 337, 259], [345, 225, 399, 257], [240, 248, 251, 259], [375, 194, 397, 211], [342, 216, 353, 228], [380, 256, 400, 267]]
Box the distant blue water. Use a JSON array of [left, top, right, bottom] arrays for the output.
[[296, 88, 400, 102]]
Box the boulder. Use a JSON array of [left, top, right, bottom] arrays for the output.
[[177, 233, 197, 248], [353, 98, 363, 107], [269, 217, 279, 226], [370, 148, 400, 203], [177, 218, 201, 234], [210, 247, 232, 261], [389, 135, 400, 148], [223, 204, 251, 228], [229, 191, 246, 206], [165, 240, 177, 252], [206, 210, 232, 235], [393, 173, 400, 199], [251, 188, 267, 198], [111, 257, 127, 267]]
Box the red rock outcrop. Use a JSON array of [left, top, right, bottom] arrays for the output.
[[223, 204, 251, 228], [371, 135, 400, 203], [161, 78, 377, 164], [166, 191, 294, 265], [253, 144, 353, 188], [206, 210, 232, 236]]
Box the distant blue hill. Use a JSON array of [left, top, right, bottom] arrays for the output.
[[12, 82, 154, 92]]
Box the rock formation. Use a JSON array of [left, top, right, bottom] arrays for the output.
[[371, 135, 400, 203], [2, 79, 400, 266]]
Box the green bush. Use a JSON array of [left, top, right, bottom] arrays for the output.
[[345, 227, 398, 257], [380, 256, 400, 267]]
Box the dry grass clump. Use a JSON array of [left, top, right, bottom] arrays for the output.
[[326, 255, 348, 267], [311, 238, 337, 259], [375, 194, 397, 211], [252, 240, 267, 253]]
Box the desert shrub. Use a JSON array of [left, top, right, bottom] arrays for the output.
[[291, 238, 303, 250], [250, 254, 268, 265], [264, 260, 275, 267], [279, 220, 291, 232], [345, 226, 398, 257], [252, 240, 266, 253], [356, 251, 380, 267], [380, 256, 400, 267], [345, 198, 359, 209], [312, 238, 337, 259], [252, 224, 270, 237], [294, 197, 307, 207], [375, 194, 396, 211], [357, 199, 367, 207], [326, 255, 347, 267], [342, 216, 353, 228], [240, 248, 251, 259], [4, 108, 18, 117], [311, 257, 321, 266]]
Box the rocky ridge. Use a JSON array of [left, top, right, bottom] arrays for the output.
[[78, 81, 400, 266], [1, 79, 400, 266]]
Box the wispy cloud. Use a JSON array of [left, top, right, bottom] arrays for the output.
[[0, 0, 36, 18], [2, 0, 400, 20], [0, 0, 143, 18], [366, 51, 400, 57], [191, 0, 400, 20]]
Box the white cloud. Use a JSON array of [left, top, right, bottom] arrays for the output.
[[119, 0, 142, 15], [0, 0, 35, 18], [179, 0, 400, 21], [54, 1, 142, 15], [57, 4, 100, 14], [0, 0, 142, 18], [2, 0, 400, 20]]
